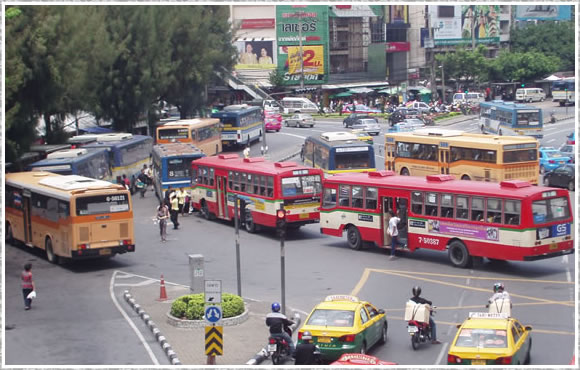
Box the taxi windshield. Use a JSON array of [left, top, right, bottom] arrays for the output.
[[455, 328, 507, 348], [306, 309, 355, 327]]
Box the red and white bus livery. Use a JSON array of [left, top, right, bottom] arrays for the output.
[[320, 171, 574, 267], [191, 154, 323, 232]]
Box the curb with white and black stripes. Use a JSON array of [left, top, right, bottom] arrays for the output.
[[123, 290, 181, 365]]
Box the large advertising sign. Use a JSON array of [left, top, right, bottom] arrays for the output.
[[430, 5, 500, 46], [515, 5, 572, 20], [276, 5, 329, 85], [235, 40, 275, 69]]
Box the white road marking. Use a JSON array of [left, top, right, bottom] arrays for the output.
[[435, 342, 449, 365], [109, 271, 160, 365], [562, 255, 568, 264], [115, 279, 158, 287], [116, 271, 190, 287], [547, 139, 555, 143], [566, 269, 571, 283], [278, 132, 307, 139]]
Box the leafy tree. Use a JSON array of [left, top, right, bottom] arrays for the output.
[[490, 51, 560, 82], [510, 21, 574, 71], [436, 45, 489, 86], [268, 68, 285, 92]]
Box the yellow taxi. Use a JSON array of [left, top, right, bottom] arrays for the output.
[[350, 129, 374, 145], [448, 312, 532, 365], [297, 295, 388, 362]]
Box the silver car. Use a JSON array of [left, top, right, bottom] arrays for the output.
[[284, 114, 315, 128], [351, 118, 381, 136]]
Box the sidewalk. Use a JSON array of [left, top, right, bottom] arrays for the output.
[[126, 282, 270, 365]]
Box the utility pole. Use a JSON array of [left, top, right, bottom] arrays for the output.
[[297, 11, 305, 91], [426, 10, 437, 101]]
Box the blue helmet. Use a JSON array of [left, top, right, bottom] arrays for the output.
[[271, 302, 281, 312]]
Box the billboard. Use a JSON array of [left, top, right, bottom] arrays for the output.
[[235, 40, 275, 69], [515, 5, 572, 20], [430, 5, 500, 46], [276, 5, 329, 85]]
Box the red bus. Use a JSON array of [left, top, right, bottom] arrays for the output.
[[191, 154, 323, 232], [320, 171, 574, 267]]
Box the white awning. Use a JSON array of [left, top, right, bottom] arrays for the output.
[[322, 81, 389, 90]]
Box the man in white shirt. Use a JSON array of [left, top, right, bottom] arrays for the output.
[[388, 210, 405, 259]]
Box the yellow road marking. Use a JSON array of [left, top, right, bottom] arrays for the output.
[[350, 268, 371, 297]]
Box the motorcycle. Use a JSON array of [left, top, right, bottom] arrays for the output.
[[267, 312, 300, 365], [550, 111, 556, 124], [407, 306, 436, 350]]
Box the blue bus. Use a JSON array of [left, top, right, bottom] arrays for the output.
[[27, 148, 112, 180], [211, 104, 263, 148], [552, 78, 575, 106], [151, 143, 205, 199], [479, 100, 543, 139], [83, 133, 154, 187]]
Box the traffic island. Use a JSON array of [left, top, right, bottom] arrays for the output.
[[166, 293, 249, 328]]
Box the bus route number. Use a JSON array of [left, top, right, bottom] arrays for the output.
[[418, 236, 439, 246]]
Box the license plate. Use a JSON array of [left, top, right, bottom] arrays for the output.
[[99, 248, 111, 256], [559, 161, 564, 164], [471, 359, 486, 365], [407, 326, 418, 333], [317, 336, 331, 343], [550, 242, 558, 250], [268, 344, 277, 352], [299, 213, 309, 219]]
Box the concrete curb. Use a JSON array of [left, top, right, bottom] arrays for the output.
[[246, 348, 268, 365], [123, 290, 182, 366], [166, 306, 250, 328]]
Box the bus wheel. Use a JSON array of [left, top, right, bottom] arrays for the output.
[[244, 210, 257, 233], [45, 237, 59, 264], [448, 240, 471, 268], [461, 175, 471, 181], [400, 168, 410, 176], [5, 223, 13, 244], [346, 226, 362, 250]]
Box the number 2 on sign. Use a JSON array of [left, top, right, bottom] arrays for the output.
[[418, 236, 439, 245], [303, 50, 321, 67]]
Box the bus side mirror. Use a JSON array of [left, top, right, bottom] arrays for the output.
[[525, 326, 532, 331], [456, 324, 461, 329]]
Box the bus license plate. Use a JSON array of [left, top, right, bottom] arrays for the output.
[[471, 359, 485, 365], [268, 344, 277, 352], [317, 337, 331, 343], [299, 213, 309, 219], [407, 326, 418, 333], [549, 242, 558, 250], [99, 248, 112, 256]]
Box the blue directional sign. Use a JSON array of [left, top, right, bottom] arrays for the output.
[[205, 305, 222, 324]]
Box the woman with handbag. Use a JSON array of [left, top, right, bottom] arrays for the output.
[[21, 263, 36, 310], [156, 201, 170, 242]]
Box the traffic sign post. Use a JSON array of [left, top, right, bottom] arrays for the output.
[[205, 325, 223, 364], [204, 305, 222, 324], [204, 280, 222, 304]]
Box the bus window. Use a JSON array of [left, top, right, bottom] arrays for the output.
[[411, 191, 423, 215], [456, 196, 469, 220], [339, 185, 351, 207], [471, 197, 484, 221], [425, 193, 439, 216], [58, 201, 70, 219], [505, 200, 520, 225], [76, 194, 129, 215], [336, 151, 371, 169], [352, 186, 364, 209], [323, 188, 337, 209], [441, 194, 454, 218], [267, 177, 274, 198], [365, 187, 378, 210], [209, 168, 214, 186], [487, 198, 502, 223], [532, 197, 570, 224]]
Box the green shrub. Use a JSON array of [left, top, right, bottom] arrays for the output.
[[170, 293, 245, 320]]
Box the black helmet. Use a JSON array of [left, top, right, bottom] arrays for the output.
[[412, 286, 421, 297], [302, 331, 312, 342], [493, 282, 504, 293]]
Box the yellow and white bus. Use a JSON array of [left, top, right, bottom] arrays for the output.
[[5, 171, 135, 263], [156, 118, 222, 155], [385, 129, 539, 184]]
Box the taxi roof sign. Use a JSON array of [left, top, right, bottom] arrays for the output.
[[469, 312, 509, 319], [324, 295, 359, 302]]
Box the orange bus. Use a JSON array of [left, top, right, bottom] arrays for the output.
[[156, 118, 222, 155], [5, 171, 135, 263]]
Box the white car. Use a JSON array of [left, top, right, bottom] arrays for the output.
[[284, 114, 315, 128], [351, 118, 381, 136]]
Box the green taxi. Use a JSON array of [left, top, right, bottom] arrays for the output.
[[297, 295, 388, 361], [448, 312, 532, 365]]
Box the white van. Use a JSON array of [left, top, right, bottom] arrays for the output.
[[452, 92, 484, 104], [280, 97, 319, 114], [515, 88, 546, 103]]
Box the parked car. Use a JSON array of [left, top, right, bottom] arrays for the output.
[[515, 88, 546, 103], [405, 101, 431, 114], [543, 164, 575, 191], [389, 108, 420, 125], [341, 104, 381, 114], [539, 147, 571, 174], [284, 113, 315, 128], [558, 144, 575, 163], [343, 113, 376, 128], [351, 118, 381, 136]]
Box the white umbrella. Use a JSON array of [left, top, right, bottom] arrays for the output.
[[543, 75, 561, 81], [349, 87, 374, 94]]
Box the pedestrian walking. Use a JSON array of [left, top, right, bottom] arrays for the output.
[[388, 210, 405, 259], [156, 201, 170, 242], [170, 192, 180, 230], [21, 263, 35, 310], [177, 187, 187, 216], [164, 185, 174, 205], [243, 144, 251, 159]]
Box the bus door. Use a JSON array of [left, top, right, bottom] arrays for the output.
[[438, 144, 450, 174], [381, 197, 394, 246], [216, 175, 227, 218], [395, 197, 409, 245], [22, 190, 33, 246]]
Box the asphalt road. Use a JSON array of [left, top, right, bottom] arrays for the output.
[[4, 113, 576, 366]]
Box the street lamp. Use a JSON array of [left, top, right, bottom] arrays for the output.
[[438, 65, 445, 103], [296, 11, 305, 91]]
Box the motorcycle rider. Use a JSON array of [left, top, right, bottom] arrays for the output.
[[266, 302, 295, 356], [487, 282, 512, 307], [294, 331, 320, 365], [410, 286, 441, 344]]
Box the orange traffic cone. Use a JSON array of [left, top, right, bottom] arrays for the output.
[[157, 274, 168, 301]]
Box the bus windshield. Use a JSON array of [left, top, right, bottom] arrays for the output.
[[167, 158, 193, 179], [532, 197, 570, 224], [516, 111, 540, 126], [336, 150, 372, 169], [281, 175, 322, 197], [76, 194, 130, 216]]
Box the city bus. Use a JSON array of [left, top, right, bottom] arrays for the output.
[[5, 171, 136, 263], [320, 171, 573, 268], [211, 104, 263, 148], [155, 118, 222, 155], [384, 129, 539, 184], [83, 133, 153, 190], [190, 154, 323, 233], [302, 132, 376, 175], [151, 142, 205, 199], [479, 100, 543, 138], [552, 78, 575, 106], [27, 148, 112, 181]]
